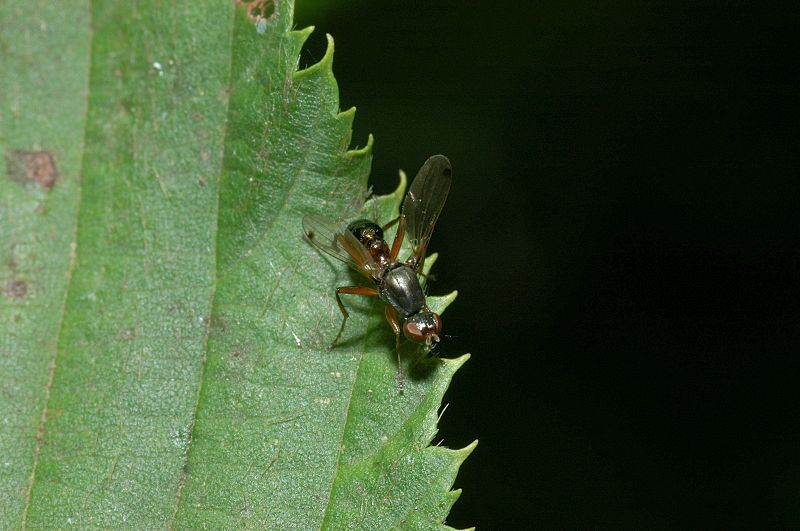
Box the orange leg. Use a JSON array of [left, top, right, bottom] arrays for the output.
[[381, 216, 400, 232], [329, 285, 379, 351], [389, 215, 407, 263], [384, 305, 405, 391]]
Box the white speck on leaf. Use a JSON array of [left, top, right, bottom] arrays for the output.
[[171, 428, 189, 450]]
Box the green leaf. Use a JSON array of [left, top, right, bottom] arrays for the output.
[[0, 0, 473, 528]]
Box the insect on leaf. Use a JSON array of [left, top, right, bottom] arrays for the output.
[[0, 0, 474, 528]]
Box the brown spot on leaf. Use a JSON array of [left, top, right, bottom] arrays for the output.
[[5, 150, 59, 190], [4, 279, 27, 299]]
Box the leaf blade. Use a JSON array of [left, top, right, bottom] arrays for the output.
[[1, 1, 473, 527], [0, 0, 90, 525], [22, 1, 233, 526]]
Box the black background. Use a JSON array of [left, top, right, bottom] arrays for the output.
[[297, 2, 800, 527]]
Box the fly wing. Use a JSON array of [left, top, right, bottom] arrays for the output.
[[302, 214, 380, 279], [402, 154, 452, 270]]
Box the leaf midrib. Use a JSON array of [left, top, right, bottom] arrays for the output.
[[168, 3, 235, 525], [319, 296, 380, 529], [18, 5, 94, 526]]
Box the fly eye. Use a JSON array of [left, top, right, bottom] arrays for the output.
[[403, 321, 426, 343], [403, 313, 442, 345]]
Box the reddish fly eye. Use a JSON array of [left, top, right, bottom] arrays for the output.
[[403, 321, 426, 342], [403, 312, 442, 345]]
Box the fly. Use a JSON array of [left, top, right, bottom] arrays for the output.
[[302, 155, 452, 387]]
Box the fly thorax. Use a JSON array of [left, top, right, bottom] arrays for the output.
[[379, 264, 426, 317], [347, 219, 390, 270], [347, 219, 383, 246]]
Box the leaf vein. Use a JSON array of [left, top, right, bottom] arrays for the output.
[[18, 4, 93, 526], [168, 3, 236, 526]]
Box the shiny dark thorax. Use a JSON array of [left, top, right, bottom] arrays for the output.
[[380, 264, 426, 317]]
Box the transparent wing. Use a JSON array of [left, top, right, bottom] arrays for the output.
[[302, 214, 379, 279], [402, 154, 452, 269]]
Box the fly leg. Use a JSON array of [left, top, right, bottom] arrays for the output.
[[389, 215, 407, 262], [329, 286, 379, 351], [385, 215, 433, 279], [417, 270, 437, 285], [384, 305, 405, 392], [381, 216, 400, 232]]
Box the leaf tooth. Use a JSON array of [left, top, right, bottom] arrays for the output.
[[452, 439, 479, 462], [442, 352, 471, 375], [294, 32, 335, 80], [290, 24, 314, 42], [393, 169, 409, 198], [428, 290, 459, 314], [344, 131, 373, 159]]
